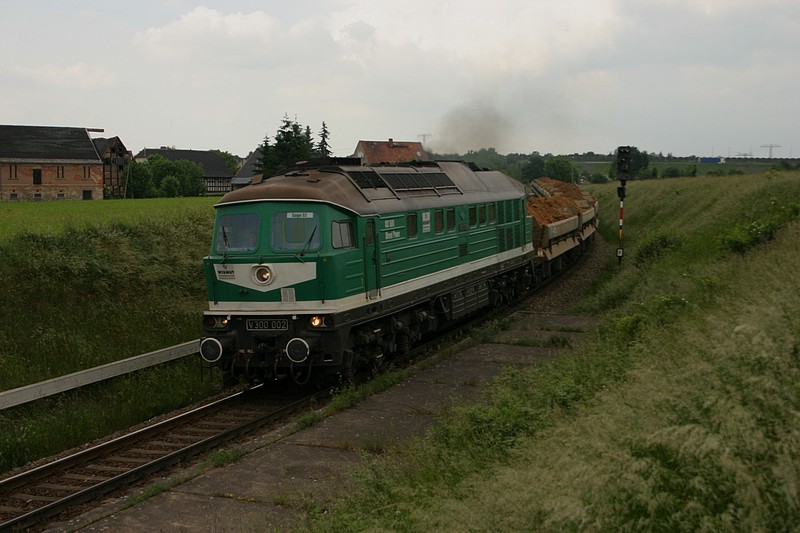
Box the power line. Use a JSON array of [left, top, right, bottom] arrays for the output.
[[760, 144, 781, 158]]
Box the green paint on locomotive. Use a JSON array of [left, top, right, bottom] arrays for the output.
[[204, 201, 365, 304], [204, 196, 532, 306]]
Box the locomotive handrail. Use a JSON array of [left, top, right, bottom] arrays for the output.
[[0, 339, 200, 411]]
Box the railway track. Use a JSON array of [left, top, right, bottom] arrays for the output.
[[0, 385, 327, 532], [0, 238, 596, 532], [0, 314, 493, 532]]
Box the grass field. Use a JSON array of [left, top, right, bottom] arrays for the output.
[[307, 171, 800, 531], [576, 159, 777, 178], [0, 196, 218, 240], [0, 197, 221, 472]]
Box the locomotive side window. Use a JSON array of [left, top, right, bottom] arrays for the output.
[[407, 213, 418, 238], [332, 220, 354, 249], [446, 208, 456, 231], [272, 211, 320, 252], [215, 213, 259, 253], [488, 203, 496, 224], [434, 210, 443, 233], [469, 206, 477, 227], [365, 219, 375, 246], [479, 205, 486, 225]]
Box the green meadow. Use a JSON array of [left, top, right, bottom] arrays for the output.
[[0, 196, 217, 239], [0, 197, 220, 471], [309, 171, 800, 532]]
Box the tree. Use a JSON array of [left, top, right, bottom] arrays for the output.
[[628, 146, 650, 177], [173, 159, 206, 196], [142, 154, 206, 197], [126, 160, 157, 198], [521, 154, 546, 182], [254, 134, 272, 176], [160, 175, 181, 197], [256, 115, 331, 178], [317, 121, 331, 157], [544, 156, 576, 183], [212, 149, 240, 175]]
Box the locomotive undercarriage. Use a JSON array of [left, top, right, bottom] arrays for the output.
[[202, 257, 539, 387]]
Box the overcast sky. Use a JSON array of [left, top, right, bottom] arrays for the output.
[[1, 0, 798, 159]]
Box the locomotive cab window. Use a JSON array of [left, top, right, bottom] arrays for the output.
[[332, 220, 354, 249], [272, 211, 320, 252], [215, 213, 259, 253]]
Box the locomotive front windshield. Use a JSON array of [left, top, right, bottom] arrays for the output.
[[215, 213, 259, 253], [271, 211, 321, 252]]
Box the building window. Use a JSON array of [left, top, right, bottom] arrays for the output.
[[34, 193, 42, 200], [57, 192, 65, 200], [57, 166, 65, 180], [9, 193, 18, 200], [33, 168, 42, 185], [82, 190, 93, 200], [83, 166, 90, 180], [8, 164, 18, 179]]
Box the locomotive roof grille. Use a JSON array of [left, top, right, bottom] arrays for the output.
[[348, 169, 385, 189], [347, 168, 460, 194]]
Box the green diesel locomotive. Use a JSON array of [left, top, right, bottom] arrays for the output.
[[200, 158, 586, 385]]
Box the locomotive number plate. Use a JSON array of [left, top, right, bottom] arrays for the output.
[[246, 319, 289, 331]]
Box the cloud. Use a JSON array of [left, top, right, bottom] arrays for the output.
[[329, 0, 621, 75], [133, 7, 281, 59], [12, 63, 118, 90]]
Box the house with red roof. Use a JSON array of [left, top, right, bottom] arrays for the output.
[[352, 138, 430, 165]]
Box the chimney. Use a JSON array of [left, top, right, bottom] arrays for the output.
[[388, 138, 394, 148]]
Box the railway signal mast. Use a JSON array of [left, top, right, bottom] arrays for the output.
[[615, 146, 631, 265]]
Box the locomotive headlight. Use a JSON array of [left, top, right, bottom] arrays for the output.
[[252, 265, 274, 285], [204, 315, 229, 330], [309, 315, 326, 328]]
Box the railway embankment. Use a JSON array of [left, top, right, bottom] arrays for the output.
[[0, 200, 220, 473], [10, 171, 800, 531], [50, 235, 610, 532]]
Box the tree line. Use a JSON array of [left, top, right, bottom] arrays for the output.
[[129, 111, 736, 199], [255, 115, 331, 178]]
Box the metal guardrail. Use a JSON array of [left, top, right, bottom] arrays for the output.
[[0, 339, 200, 410]]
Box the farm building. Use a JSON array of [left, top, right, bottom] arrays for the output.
[[92, 136, 132, 198], [134, 147, 235, 194], [231, 148, 261, 190], [0, 124, 118, 201], [352, 138, 430, 164]]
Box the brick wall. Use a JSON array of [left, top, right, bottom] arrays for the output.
[[0, 162, 104, 200]]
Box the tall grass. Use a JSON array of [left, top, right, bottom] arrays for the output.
[[0, 198, 220, 472], [307, 171, 800, 532]]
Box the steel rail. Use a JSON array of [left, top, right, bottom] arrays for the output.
[[0, 385, 328, 532]]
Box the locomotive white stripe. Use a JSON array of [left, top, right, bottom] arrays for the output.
[[206, 244, 531, 315], [213, 262, 316, 293]]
